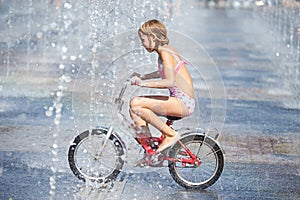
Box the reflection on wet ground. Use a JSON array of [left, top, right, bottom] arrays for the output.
[[1, 150, 299, 199]]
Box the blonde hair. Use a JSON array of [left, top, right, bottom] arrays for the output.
[[138, 19, 169, 47]]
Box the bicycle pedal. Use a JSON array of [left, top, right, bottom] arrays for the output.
[[134, 156, 150, 167], [149, 154, 164, 167], [134, 160, 148, 167]]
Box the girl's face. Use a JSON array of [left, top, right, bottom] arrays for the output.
[[139, 33, 155, 52]]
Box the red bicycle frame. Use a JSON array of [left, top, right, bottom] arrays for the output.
[[135, 118, 201, 167]]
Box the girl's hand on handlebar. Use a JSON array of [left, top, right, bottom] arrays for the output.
[[130, 76, 142, 86]]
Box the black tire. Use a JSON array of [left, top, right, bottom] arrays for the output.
[[68, 128, 125, 183], [168, 134, 224, 190]]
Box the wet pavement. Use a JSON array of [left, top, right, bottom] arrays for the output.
[[1, 1, 300, 200]]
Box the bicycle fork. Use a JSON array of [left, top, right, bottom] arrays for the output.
[[95, 126, 114, 160]]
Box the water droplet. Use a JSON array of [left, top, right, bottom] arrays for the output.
[[50, 22, 57, 29], [50, 166, 56, 173], [60, 75, 71, 82], [62, 46, 68, 53], [64, 2, 72, 9], [36, 31, 43, 39], [51, 150, 57, 156], [56, 91, 63, 97], [45, 110, 53, 117], [42, 25, 48, 32], [59, 64, 65, 69], [54, 119, 60, 125], [70, 55, 77, 61]]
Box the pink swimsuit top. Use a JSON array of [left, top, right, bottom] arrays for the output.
[[158, 48, 196, 115], [157, 50, 188, 96]]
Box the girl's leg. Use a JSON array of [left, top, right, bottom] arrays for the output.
[[129, 109, 151, 137], [130, 96, 189, 121], [129, 109, 147, 127], [130, 96, 189, 152]]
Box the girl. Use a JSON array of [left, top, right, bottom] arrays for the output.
[[130, 19, 195, 154]]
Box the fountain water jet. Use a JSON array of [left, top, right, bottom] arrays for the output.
[[254, 1, 300, 109]]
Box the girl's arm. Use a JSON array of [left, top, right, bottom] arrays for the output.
[[139, 51, 175, 88], [131, 70, 160, 80], [141, 71, 160, 80]]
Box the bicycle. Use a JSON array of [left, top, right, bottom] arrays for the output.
[[68, 81, 224, 190]]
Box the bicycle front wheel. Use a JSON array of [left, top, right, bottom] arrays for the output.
[[68, 128, 125, 183], [168, 134, 224, 190]]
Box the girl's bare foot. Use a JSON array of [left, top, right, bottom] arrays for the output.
[[156, 132, 180, 153]]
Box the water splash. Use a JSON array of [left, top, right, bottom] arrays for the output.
[[1, 0, 226, 198], [48, 0, 176, 198], [46, 2, 79, 199], [254, 1, 300, 109]]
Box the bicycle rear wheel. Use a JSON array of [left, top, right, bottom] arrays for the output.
[[68, 128, 125, 183], [168, 133, 224, 190]]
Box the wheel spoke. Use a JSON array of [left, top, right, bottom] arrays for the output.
[[168, 134, 224, 189]]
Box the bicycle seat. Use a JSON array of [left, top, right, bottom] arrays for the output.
[[166, 116, 182, 121]]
